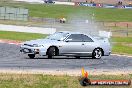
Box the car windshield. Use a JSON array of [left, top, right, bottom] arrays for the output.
[[46, 32, 68, 41]]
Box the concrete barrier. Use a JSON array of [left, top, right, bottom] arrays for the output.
[[0, 24, 56, 34], [54, 1, 75, 5], [14, 0, 44, 3]]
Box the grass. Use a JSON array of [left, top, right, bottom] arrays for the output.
[[111, 37, 132, 55], [0, 31, 47, 41], [0, 2, 132, 21], [112, 43, 132, 55], [112, 37, 132, 43], [111, 37, 132, 54], [93, 8, 132, 22], [0, 74, 131, 88]]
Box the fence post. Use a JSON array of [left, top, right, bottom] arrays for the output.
[[114, 22, 117, 27], [126, 23, 128, 37], [127, 23, 129, 28], [102, 21, 105, 26]]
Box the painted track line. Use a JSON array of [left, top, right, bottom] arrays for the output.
[[0, 39, 21, 46], [111, 54, 132, 58]]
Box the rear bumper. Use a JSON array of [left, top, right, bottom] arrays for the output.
[[104, 51, 111, 56]]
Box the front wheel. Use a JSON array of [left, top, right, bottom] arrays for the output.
[[28, 54, 35, 59], [92, 48, 102, 59], [47, 47, 56, 59]]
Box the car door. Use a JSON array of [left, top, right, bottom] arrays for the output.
[[59, 34, 85, 55], [81, 34, 96, 55]]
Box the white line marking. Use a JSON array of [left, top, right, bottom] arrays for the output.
[[111, 54, 132, 58]]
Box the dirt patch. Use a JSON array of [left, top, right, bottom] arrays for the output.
[[0, 69, 132, 76], [0, 39, 22, 45], [122, 43, 132, 47]]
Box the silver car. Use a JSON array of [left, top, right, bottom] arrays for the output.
[[20, 31, 111, 59]]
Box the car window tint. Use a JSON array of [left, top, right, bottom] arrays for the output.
[[67, 34, 83, 42], [82, 35, 93, 42]]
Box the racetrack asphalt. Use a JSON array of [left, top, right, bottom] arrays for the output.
[[0, 43, 132, 75]]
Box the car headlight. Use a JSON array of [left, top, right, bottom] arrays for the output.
[[33, 44, 43, 47]]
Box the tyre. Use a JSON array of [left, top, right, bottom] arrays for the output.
[[75, 56, 80, 59], [28, 54, 35, 59], [47, 47, 56, 59], [92, 48, 102, 59]]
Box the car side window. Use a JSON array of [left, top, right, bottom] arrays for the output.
[[82, 34, 93, 42], [67, 34, 83, 42]]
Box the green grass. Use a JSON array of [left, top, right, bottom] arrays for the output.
[[0, 31, 47, 41], [93, 8, 132, 22], [0, 74, 131, 88], [111, 37, 132, 55], [112, 43, 132, 55], [112, 37, 132, 43], [0, 2, 132, 21]]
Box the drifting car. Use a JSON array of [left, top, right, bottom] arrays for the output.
[[20, 31, 111, 59]]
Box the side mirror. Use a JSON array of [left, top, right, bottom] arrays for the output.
[[65, 39, 72, 42]]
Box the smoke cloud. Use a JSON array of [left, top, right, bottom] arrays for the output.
[[57, 11, 104, 36]]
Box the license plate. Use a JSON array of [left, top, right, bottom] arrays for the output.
[[23, 49, 29, 53]]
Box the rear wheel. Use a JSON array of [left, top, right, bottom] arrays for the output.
[[47, 47, 56, 59], [92, 48, 102, 59], [28, 54, 35, 59]]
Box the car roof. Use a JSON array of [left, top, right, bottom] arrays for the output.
[[58, 31, 84, 35], [57, 31, 95, 40]]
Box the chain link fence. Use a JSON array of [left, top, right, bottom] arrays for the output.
[[28, 17, 132, 37], [100, 21, 132, 37], [0, 6, 28, 21]]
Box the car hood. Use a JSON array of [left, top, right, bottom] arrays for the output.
[[23, 39, 60, 45]]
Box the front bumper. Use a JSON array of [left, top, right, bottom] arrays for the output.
[[20, 45, 47, 55], [20, 48, 39, 54]]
